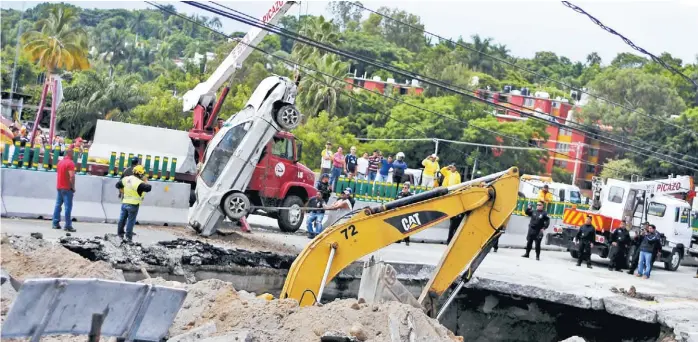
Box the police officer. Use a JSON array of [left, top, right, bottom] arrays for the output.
[[115, 165, 152, 242], [608, 222, 631, 271], [627, 222, 649, 274], [574, 215, 596, 268], [395, 182, 413, 246], [522, 201, 550, 261]]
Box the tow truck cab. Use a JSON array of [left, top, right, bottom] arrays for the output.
[[547, 177, 695, 271], [519, 175, 583, 204]]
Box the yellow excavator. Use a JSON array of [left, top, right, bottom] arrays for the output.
[[276, 167, 520, 318]]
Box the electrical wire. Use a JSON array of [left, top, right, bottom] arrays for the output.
[[145, 1, 694, 192], [350, 1, 698, 140], [189, 1, 698, 173]]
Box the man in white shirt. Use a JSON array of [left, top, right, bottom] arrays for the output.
[[356, 152, 369, 180], [320, 141, 333, 176], [323, 188, 354, 229]]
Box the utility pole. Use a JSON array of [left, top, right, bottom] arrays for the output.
[[471, 147, 479, 180], [433, 138, 439, 156], [572, 142, 582, 186]]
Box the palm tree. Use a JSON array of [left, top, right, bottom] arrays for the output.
[[297, 54, 349, 116], [292, 16, 340, 63], [130, 11, 147, 43], [99, 28, 128, 78], [22, 5, 89, 75], [467, 35, 494, 74], [209, 17, 222, 30]]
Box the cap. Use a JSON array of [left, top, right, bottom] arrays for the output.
[[403, 181, 411, 186], [321, 173, 330, 179], [343, 188, 353, 194], [430, 154, 436, 158]]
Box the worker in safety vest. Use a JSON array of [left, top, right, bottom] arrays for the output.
[[537, 184, 554, 203], [115, 165, 152, 242]]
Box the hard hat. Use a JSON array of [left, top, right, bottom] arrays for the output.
[[396, 152, 405, 159], [133, 165, 145, 176], [343, 188, 352, 194]]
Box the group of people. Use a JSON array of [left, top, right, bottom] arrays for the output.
[[521, 188, 685, 280], [305, 173, 355, 239], [51, 155, 151, 243]]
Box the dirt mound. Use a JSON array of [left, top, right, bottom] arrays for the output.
[[1, 234, 124, 282], [143, 278, 460, 342]]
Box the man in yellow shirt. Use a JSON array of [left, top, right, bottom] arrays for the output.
[[537, 184, 554, 203], [421, 154, 439, 187], [440, 164, 461, 187]]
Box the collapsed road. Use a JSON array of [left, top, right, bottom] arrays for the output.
[[2, 217, 697, 341]]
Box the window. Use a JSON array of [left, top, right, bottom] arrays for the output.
[[585, 164, 595, 173], [552, 102, 560, 108], [607, 186, 625, 203], [581, 181, 592, 190], [272, 137, 294, 160], [555, 143, 570, 152], [647, 202, 666, 217], [558, 189, 565, 202], [200, 120, 251, 187], [679, 208, 690, 223], [589, 149, 599, 157], [570, 191, 581, 204], [524, 98, 534, 107], [553, 159, 568, 168], [559, 128, 572, 136]]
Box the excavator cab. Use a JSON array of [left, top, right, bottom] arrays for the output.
[[276, 167, 521, 318]]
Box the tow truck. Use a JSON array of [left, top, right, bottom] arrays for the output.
[[88, 1, 316, 234], [275, 167, 520, 318], [546, 175, 697, 271]]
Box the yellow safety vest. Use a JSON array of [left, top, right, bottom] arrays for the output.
[[422, 159, 439, 177], [122, 175, 145, 205]]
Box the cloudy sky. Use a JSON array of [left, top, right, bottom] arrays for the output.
[[3, 0, 697, 64]]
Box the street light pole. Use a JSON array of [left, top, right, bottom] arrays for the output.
[[572, 143, 582, 186]]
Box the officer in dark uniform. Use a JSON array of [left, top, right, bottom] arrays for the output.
[[575, 215, 596, 268], [627, 222, 649, 274], [608, 222, 631, 271], [522, 201, 550, 261]]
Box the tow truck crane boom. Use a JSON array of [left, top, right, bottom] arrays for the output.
[[279, 167, 520, 317], [182, 1, 296, 161]]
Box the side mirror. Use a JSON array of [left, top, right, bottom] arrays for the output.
[[295, 141, 302, 163]]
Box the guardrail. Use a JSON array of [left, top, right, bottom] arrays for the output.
[[102, 151, 178, 181]]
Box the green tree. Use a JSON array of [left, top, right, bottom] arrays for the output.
[[99, 28, 128, 77], [552, 167, 572, 183], [297, 54, 349, 116], [327, 1, 363, 31], [292, 16, 340, 63], [293, 111, 357, 169], [599, 158, 642, 180]]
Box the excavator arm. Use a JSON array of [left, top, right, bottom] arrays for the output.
[[280, 167, 520, 309]]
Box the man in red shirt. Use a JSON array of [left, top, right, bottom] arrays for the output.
[[52, 150, 77, 232]]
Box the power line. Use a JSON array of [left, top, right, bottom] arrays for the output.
[[562, 1, 698, 92], [356, 137, 544, 151], [149, 1, 694, 191], [189, 1, 698, 173], [352, 1, 698, 139]]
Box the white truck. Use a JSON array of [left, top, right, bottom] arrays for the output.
[[547, 175, 696, 271], [518, 175, 583, 204]]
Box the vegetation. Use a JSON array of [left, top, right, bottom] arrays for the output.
[[1, 3, 696, 181]]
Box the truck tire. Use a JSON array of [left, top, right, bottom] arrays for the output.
[[275, 104, 301, 131], [278, 195, 304, 233], [569, 250, 580, 259], [221, 192, 251, 220], [664, 249, 681, 271]]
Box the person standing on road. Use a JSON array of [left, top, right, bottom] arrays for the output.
[[345, 146, 358, 180], [636, 224, 661, 279], [574, 215, 596, 268], [608, 223, 631, 271], [115, 165, 152, 243], [395, 182, 413, 246], [305, 191, 326, 239], [367, 150, 381, 182], [52, 149, 77, 232], [522, 201, 549, 260], [421, 154, 439, 188], [392, 152, 408, 185], [118, 156, 141, 198], [627, 222, 649, 274], [356, 152, 369, 180], [320, 142, 333, 177], [330, 146, 345, 189]]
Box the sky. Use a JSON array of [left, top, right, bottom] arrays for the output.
[[2, 0, 697, 65]]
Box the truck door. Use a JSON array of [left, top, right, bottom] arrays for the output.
[[259, 136, 295, 199]]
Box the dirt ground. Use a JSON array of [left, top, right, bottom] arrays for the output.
[[0, 235, 460, 342]]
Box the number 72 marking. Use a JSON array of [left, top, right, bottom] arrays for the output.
[[341, 225, 358, 239]]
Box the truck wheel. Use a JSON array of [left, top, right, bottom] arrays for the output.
[[221, 192, 251, 220], [664, 250, 681, 271], [569, 250, 580, 259], [275, 104, 301, 131], [278, 195, 304, 233]]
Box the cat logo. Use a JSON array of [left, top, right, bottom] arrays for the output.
[[401, 213, 422, 232], [384, 210, 448, 234]]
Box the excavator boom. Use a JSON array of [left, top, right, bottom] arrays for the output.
[[280, 167, 520, 308]]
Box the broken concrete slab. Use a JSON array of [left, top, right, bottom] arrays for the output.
[[200, 330, 252, 342], [168, 322, 217, 342], [603, 296, 657, 323]]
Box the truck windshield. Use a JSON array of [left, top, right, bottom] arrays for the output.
[[570, 191, 581, 203], [200, 123, 249, 187]]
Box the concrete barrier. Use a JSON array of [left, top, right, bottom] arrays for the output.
[[0, 168, 106, 222], [101, 177, 190, 226]]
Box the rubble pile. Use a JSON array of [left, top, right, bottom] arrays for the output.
[[59, 235, 296, 279], [143, 278, 460, 342]]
